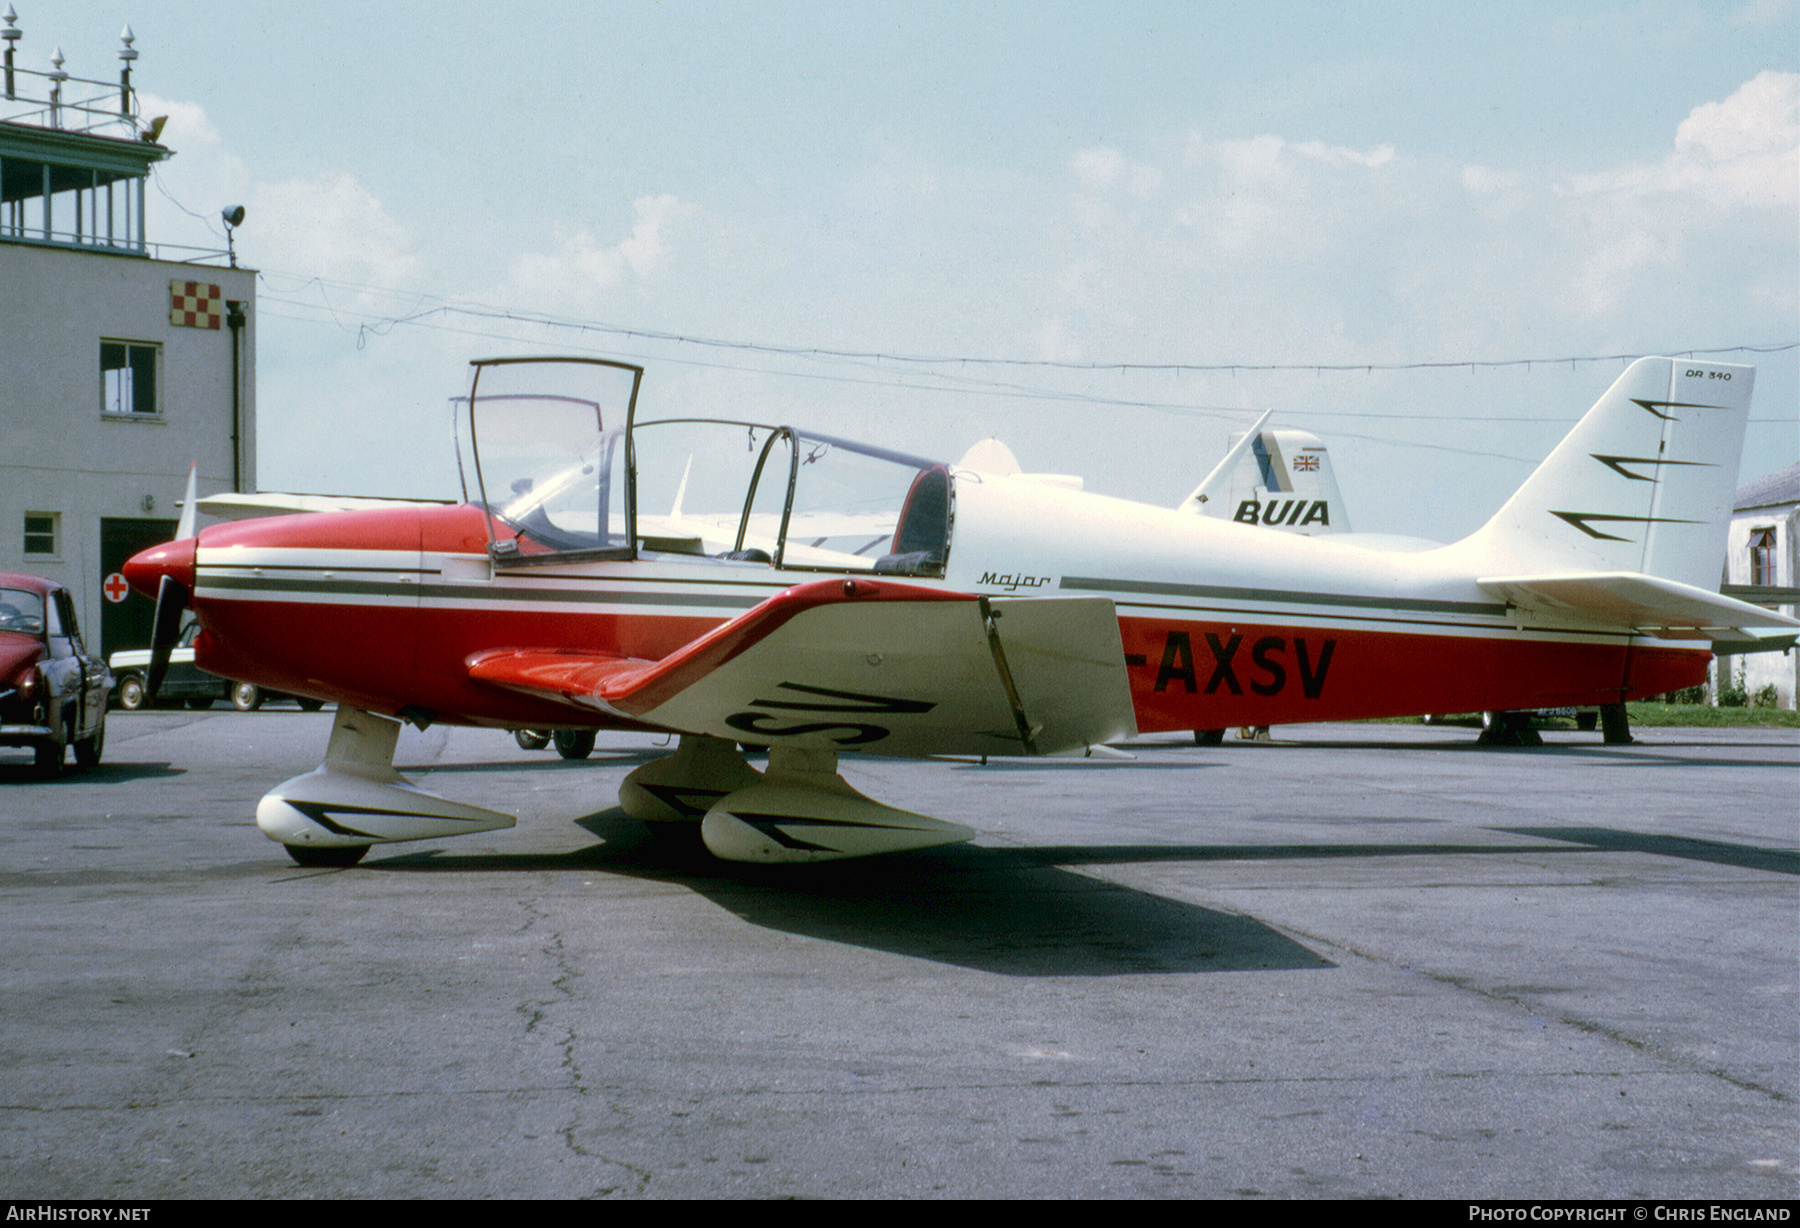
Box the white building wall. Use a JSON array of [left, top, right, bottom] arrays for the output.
[[0, 240, 255, 651], [1715, 499, 1799, 709]]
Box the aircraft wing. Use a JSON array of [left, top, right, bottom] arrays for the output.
[[467, 579, 1137, 756], [1477, 571, 1800, 642]]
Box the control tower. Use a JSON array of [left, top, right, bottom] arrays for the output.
[[0, 8, 257, 660]]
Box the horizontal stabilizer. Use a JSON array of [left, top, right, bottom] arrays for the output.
[[1477, 571, 1800, 641]]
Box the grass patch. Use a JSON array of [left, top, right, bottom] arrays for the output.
[[1365, 704, 1798, 729], [1623, 702, 1799, 728]]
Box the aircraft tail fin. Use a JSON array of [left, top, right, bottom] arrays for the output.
[[1463, 357, 1754, 592], [1181, 416, 1349, 535]]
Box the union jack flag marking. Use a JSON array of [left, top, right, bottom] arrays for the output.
[[1293, 454, 1320, 472]]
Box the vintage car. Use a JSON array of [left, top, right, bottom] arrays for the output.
[[0, 572, 111, 773], [110, 623, 323, 712]]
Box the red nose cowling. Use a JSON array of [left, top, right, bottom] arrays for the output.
[[123, 536, 197, 599]]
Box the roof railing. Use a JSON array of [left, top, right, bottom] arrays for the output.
[[2, 8, 146, 141]]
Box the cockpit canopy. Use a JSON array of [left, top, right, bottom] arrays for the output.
[[456, 357, 950, 575]]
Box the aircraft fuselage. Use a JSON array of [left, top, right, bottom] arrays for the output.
[[147, 471, 1705, 744]]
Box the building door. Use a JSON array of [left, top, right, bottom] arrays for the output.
[[100, 517, 177, 659]]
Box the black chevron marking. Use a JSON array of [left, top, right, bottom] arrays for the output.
[[1630, 398, 1724, 421], [726, 812, 924, 851], [640, 783, 729, 819], [1590, 454, 1714, 482], [280, 799, 491, 838], [1550, 510, 1702, 542]]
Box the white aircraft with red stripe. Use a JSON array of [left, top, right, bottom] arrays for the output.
[[124, 355, 1796, 867]]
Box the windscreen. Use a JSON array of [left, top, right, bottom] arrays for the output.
[[465, 359, 641, 560]]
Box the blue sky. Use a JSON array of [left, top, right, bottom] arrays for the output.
[[24, 0, 1799, 536]]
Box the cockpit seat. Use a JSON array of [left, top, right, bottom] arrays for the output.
[[874, 464, 949, 577]]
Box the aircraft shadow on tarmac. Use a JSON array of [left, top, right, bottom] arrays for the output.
[[371, 814, 1335, 978], [361, 812, 1798, 974], [1495, 826, 1799, 875]]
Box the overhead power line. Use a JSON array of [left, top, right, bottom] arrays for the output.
[[254, 268, 1797, 378]]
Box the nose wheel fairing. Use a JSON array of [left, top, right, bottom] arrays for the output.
[[256, 706, 515, 854]]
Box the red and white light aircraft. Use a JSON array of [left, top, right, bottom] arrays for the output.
[[126, 356, 1796, 867]]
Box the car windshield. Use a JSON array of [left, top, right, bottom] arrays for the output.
[[0, 588, 46, 635]]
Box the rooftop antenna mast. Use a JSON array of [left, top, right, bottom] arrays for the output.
[[118, 24, 134, 116], [2, 6, 18, 100]]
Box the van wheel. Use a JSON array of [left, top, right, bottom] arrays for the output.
[[231, 683, 264, 712], [117, 675, 147, 711]]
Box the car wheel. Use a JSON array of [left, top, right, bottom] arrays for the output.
[[285, 844, 369, 868], [231, 683, 263, 712], [34, 738, 64, 775], [1575, 711, 1598, 732], [514, 729, 551, 751], [554, 730, 596, 760], [117, 674, 147, 711], [1193, 728, 1226, 746], [187, 697, 215, 711], [73, 720, 104, 768]]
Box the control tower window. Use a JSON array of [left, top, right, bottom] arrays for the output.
[[101, 341, 158, 416]]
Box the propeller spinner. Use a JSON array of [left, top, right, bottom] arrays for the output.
[[134, 463, 199, 702]]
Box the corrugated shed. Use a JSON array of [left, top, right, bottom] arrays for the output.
[[1735, 463, 1800, 512]]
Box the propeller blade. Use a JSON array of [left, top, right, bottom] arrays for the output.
[[144, 573, 189, 701], [175, 461, 198, 542]]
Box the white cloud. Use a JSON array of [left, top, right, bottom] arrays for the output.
[[618, 193, 702, 278], [501, 193, 701, 313], [1071, 146, 1163, 197], [137, 93, 417, 296], [1071, 146, 1125, 188], [1460, 164, 1516, 194], [250, 173, 419, 291], [1294, 140, 1396, 169], [1670, 69, 1798, 209]]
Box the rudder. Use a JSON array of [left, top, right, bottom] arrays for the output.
[[1465, 357, 1754, 590]]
